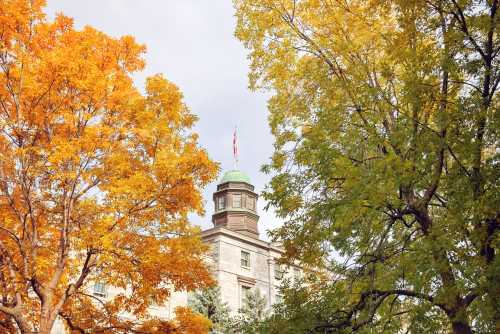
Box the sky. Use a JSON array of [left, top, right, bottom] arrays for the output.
[[45, 0, 283, 241]]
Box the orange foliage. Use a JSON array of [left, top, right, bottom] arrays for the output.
[[0, 1, 218, 333], [147, 307, 213, 334]]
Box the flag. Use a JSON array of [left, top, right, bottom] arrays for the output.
[[233, 129, 238, 165]]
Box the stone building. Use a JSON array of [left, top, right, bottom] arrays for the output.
[[200, 170, 300, 314], [51, 170, 301, 332]]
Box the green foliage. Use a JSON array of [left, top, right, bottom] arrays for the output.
[[190, 286, 232, 334], [232, 288, 271, 334], [240, 288, 270, 321], [234, 0, 500, 333], [241, 275, 452, 334]]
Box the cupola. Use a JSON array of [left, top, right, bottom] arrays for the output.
[[212, 170, 259, 238]]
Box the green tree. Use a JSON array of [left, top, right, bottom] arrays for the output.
[[234, 0, 500, 333], [191, 286, 231, 334], [240, 288, 270, 321], [233, 288, 270, 334]]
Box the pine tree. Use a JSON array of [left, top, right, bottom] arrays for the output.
[[240, 288, 270, 321], [191, 285, 232, 334]]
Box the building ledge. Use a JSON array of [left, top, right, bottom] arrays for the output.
[[199, 226, 286, 253], [213, 207, 259, 217], [213, 187, 259, 198], [237, 275, 257, 286]]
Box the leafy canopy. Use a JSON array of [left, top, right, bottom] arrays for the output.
[[0, 1, 218, 333], [234, 0, 500, 332]]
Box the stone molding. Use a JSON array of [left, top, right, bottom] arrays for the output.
[[199, 226, 285, 252], [213, 187, 259, 199], [236, 275, 257, 286]]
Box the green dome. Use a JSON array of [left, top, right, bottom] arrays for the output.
[[219, 170, 252, 185]]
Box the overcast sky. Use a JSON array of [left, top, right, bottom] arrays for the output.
[[45, 0, 283, 241]]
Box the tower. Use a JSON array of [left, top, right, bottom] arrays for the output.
[[212, 170, 260, 238]]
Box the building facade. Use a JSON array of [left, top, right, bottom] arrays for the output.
[[201, 170, 298, 315], [51, 170, 299, 333]]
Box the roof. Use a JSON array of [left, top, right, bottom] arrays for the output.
[[218, 170, 252, 185]]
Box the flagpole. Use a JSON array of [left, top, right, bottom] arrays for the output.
[[232, 125, 238, 170], [234, 125, 237, 170]]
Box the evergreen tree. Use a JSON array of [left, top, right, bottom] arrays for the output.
[[191, 285, 232, 334], [240, 288, 270, 321], [233, 288, 271, 334]]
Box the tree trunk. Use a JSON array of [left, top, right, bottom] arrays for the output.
[[451, 320, 472, 334], [13, 312, 32, 334]]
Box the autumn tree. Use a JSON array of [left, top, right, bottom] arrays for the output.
[[190, 285, 231, 334], [234, 0, 500, 333], [0, 1, 218, 333]]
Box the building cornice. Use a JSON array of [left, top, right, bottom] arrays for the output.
[[200, 226, 285, 253], [212, 207, 259, 220], [213, 187, 259, 199], [236, 275, 257, 286]]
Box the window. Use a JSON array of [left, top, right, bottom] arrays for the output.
[[233, 194, 241, 208], [241, 286, 250, 307], [275, 264, 283, 278], [187, 292, 196, 306], [294, 268, 301, 281], [148, 296, 157, 308], [93, 282, 107, 298], [93, 268, 107, 298], [219, 196, 225, 209], [248, 197, 253, 210], [241, 251, 250, 267], [276, 295, 283, 304]]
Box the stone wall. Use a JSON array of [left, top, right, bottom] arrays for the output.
[[50, 226, 304, 333]]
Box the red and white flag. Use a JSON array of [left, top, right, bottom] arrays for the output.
[[233, 127, 238, 166]]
